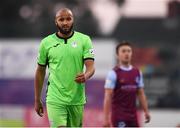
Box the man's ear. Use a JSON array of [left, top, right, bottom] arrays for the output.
[[116, 54, 118, 59], [55, 20, 58, 26]]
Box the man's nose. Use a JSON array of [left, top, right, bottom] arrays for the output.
[[62, 20, 68, 25], [125, 53, 129, 56]]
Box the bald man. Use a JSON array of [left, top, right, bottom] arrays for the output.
[[34, 8, 95, 127]]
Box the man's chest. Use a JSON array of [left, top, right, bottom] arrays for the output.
[[117, 71, 140, 86], [47, 40, 83, 60]]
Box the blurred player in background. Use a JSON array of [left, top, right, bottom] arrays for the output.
[[34, 8, 95, 127], [103, 41, 150, 127]]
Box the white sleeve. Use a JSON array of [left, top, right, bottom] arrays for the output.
[[137, 70, 144, 88], [104, 70, 117, 89]]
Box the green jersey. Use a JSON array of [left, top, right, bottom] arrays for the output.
[[37, 31, 94, 105]]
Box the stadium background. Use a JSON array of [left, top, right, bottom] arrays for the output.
[[0, 0, 180, 127]]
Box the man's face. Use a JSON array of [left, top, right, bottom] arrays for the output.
[[117, 45, 132, 64], [55, 11, 74, 35]]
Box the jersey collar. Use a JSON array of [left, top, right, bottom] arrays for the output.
[[55, 31, 74, 40], [119, 65, 133, 71]]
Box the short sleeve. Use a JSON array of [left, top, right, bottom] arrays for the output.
[[83, 36, 95, 60], [137, 70, 144, 88], [104, 70, 117, 89], [37, 40, 48, 66]]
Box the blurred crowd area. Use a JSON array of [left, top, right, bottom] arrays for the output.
[[0, 0, 180, 108]]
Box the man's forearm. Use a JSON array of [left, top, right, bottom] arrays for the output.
[[84, 59, 95, 80], [103, 96, 111, 121], [103, 89, 113, 123], [141, 96, 149, 113], [34, 66, 46, 101], [138, 89, 149, 113], [85, 66, 95, 79]]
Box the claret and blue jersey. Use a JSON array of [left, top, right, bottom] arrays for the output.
[[105, 65, 144, 89], [105, 65, 144, 122]]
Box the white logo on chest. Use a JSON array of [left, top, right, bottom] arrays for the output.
[[71, 42, 77, 48]]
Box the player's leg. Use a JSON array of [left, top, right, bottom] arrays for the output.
[[46, 103, 67, 127], [66, 105, 84, 127]]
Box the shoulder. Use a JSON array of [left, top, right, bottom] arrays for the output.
[[113, 65, 119, 72], [74, 31, 91, 40], [106, 69, 117, 80], [40, 33, 56, 48], [41, 33, 55, 43], [132, 66, 142, 74]]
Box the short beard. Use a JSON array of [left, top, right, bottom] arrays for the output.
[[56, 24, 73, 35]]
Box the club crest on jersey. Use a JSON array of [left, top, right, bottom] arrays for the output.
[[120, 79, 125, 83], [71, 42, 77, 48]]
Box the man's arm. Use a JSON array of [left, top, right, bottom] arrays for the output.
[[103, 89, 113, 127], [137, 88, 151, 123], [75, 59, 95, 83], [34, 65, 46, 117]]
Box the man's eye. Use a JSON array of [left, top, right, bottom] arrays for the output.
[[59, 18, 64, 21], [67, 17, 71, 21]]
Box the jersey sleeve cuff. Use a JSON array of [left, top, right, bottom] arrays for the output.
[[137, 84, 144, 88], [38, 63, 47, 67], [104, 85, 115, 89], [83, 57, 94, 61]]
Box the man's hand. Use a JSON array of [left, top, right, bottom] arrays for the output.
[[34, 100, 44, 117], [144, 112, 151, 123], [75, 59, 95, 83], [75, 73, 87, 83]]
